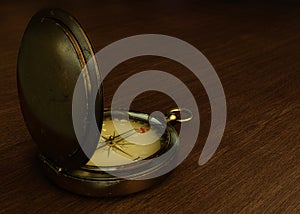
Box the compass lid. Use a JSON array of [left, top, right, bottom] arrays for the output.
[[17, 9, 103, 169]]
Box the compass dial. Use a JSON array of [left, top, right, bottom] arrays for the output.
[[86, 111, 170, 167]]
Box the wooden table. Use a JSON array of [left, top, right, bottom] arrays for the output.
[[1, 1, 299, 213]]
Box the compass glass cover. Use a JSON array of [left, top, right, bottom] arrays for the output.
[[86, 111, 170, 167]]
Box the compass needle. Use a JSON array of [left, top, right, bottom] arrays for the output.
[[107, 146, 111, 158], [96, 143, 107, 150], [102, 136, 109, 140], [113, 145, 133, 157]]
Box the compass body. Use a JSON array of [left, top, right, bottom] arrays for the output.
[[17, 8, 192, 197]]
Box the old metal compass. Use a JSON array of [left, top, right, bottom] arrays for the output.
[[17, 8, 192, 197], [86, 109, 191, 167]]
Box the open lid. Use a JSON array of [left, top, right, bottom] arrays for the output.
[[17, 9, 103, 169]]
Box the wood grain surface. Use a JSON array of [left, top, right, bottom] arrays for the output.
[[0, 1, 299, 213]]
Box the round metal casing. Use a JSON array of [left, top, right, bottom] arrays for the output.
[[17, 9, 103, 169], [37, 110, 180, 197]]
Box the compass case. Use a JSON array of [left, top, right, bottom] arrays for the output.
[[17, 8, 103, 169], [18, 8, 178, 197]]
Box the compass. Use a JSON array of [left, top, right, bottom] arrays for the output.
[[17, 8, 193, 197]]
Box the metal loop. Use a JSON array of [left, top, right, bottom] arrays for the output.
[[166, 108, 193, 123]]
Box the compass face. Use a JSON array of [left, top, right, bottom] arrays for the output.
[[86, 111, 170, 167]]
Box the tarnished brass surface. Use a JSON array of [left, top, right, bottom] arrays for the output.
[[17, 9, 103, 169], [37, 119, 179, 197], [39, 153, 169, 197], [18, 8, 179, 197]]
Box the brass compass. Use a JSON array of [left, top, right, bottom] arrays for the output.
[[17, 8, 192, 197]]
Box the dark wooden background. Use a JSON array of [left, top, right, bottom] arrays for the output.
[[1, 0, 299, 213]]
